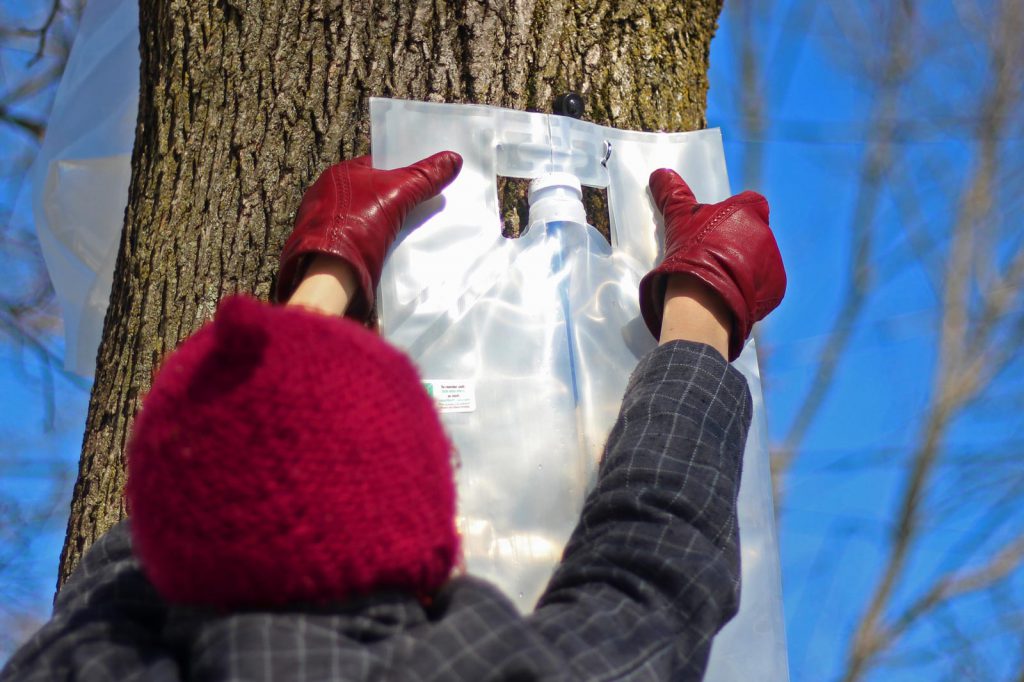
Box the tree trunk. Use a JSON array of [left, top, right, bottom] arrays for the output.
[[57, 0, 723, 588]]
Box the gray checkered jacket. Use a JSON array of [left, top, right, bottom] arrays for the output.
[[2, 341, 751, 681]]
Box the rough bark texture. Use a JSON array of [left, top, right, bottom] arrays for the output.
[[58, 0, 723, 588]]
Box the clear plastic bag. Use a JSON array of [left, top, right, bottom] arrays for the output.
[[27, 0, 139, 376], [373, 98, 790, 681]]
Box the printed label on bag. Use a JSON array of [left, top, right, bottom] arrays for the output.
[[422, 380, 476, 413]]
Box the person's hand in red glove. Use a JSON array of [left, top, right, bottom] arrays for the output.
[[639, 169, 787, 362], [278, 151, 463, 320]]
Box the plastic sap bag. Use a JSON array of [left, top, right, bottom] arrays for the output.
[[28, 0, 139, 376], [372, 98, 789, 681]]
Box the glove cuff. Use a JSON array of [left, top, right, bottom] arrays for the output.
[[276, 233, 374, 324]]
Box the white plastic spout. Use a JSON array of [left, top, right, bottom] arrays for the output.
[[527, 172, 588, 228]]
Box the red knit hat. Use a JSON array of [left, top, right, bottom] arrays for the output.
[[126, 295, 459, 609]]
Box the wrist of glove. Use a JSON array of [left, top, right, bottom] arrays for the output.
[[639, 169, 787, 362], [276, 151, 463, 322]]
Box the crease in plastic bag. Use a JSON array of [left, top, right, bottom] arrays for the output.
[[372, 98, 789, 681]]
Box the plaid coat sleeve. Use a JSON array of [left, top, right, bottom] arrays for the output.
[[528, 340, 752, 681]]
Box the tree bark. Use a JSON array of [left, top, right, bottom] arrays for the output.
[[58, 0, 723, 588]]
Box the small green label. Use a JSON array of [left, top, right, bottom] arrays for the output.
[[422, 379, 476, 413]]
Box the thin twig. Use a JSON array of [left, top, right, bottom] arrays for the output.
[[26, 0, 63, 66], [885, 534, 1024, 644], [838, 1, 1023, 677], [771, 2, 914, 507]]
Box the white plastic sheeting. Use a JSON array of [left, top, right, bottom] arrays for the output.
[[29, 0, 139, 376], [32, 0, 788, 676], [372, 98, 789, 680]]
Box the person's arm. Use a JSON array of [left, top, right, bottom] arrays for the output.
[[527, 295, 750, 680], [285, 254, 360, 317], [659, 274, 731, 358], [528, 171, 785, 680]]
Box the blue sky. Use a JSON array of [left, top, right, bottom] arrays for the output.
[[704, 2, 1024, 680], [2, 1, 1023, 680], [0, 2, 81, 659]]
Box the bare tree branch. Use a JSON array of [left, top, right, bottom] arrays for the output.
[[24, 0, 62, 65], [886, 534, 1024, 644], [771, 0, 918, 508], [838, 1, 1024, 677]]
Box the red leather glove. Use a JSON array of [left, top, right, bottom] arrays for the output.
[[638, 169, 787, 362], [276, 151, 463, 321]]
